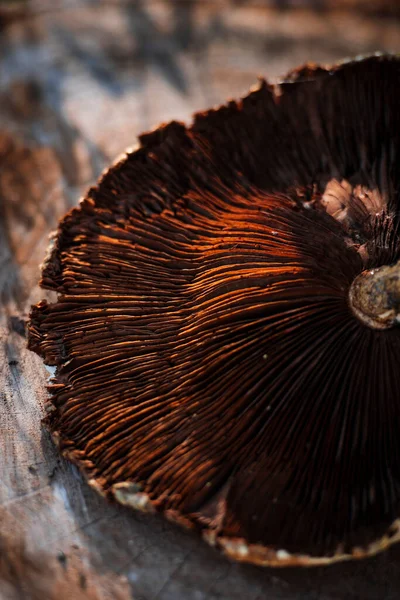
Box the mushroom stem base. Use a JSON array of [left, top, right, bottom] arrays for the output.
[[349, 260, 400, 329]]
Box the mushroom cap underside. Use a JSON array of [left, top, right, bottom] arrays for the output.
[[28, 54, 400, 566]]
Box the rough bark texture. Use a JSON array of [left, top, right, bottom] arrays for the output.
[[1, 2, 400, 599]]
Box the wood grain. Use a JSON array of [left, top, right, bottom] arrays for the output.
[[1, 2, 400, 598]]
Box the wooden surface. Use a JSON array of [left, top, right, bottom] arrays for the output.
[[1, 2, 400, 599]]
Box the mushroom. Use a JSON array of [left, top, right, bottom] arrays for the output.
[[28, 54, 400, 567]]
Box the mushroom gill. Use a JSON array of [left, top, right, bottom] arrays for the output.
[[28, 54, 400, 567]]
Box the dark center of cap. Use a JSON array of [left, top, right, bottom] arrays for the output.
[[349, 261, 400, 329]]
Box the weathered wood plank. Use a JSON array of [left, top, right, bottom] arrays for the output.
[[1, 2, 400, 599]]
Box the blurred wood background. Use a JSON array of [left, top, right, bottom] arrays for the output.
[[1, 1, 400, 598]]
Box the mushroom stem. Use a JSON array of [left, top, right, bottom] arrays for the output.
[[349, 260, 400, 329]]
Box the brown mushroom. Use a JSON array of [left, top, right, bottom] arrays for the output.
[[28, 54, 400, 567]]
